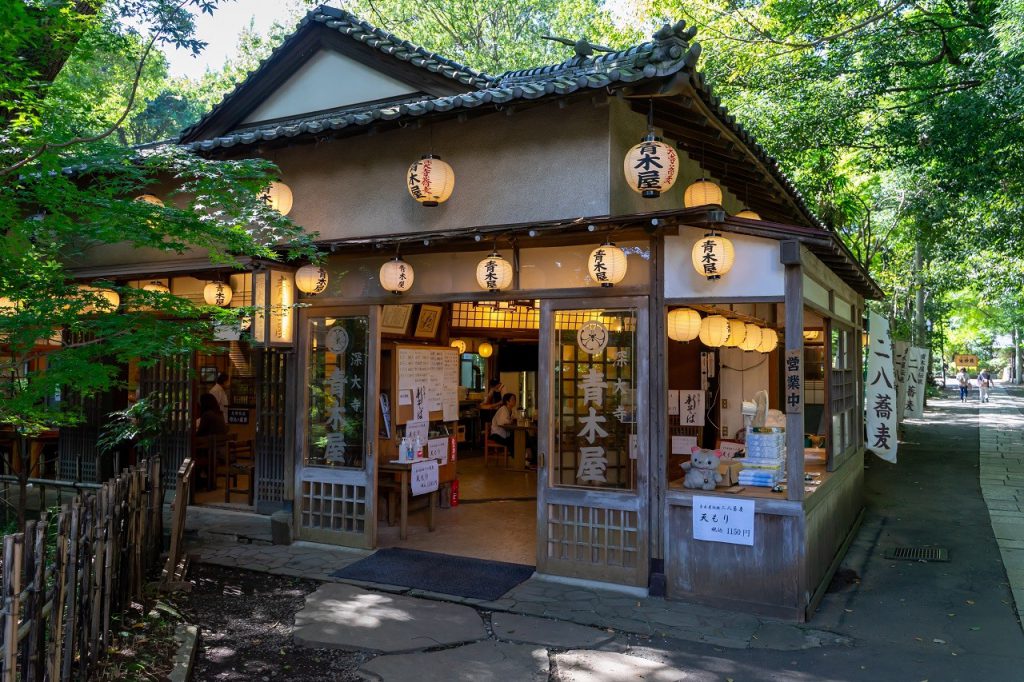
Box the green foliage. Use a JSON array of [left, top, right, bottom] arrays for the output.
[[0, 2, 319, 439]]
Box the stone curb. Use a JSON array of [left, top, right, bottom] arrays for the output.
[[168, 623, 199, 682]]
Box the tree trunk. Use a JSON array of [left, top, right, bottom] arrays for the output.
[[913, 241, 926, 346], [1016, 327, 1023, 385]]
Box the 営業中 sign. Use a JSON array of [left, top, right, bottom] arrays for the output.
[[692, 495, 755, 546]]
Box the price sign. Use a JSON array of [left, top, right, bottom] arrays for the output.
[[411, 460, 439, 496], [692, 495, 755, 546], [227, 408, 249, 424]]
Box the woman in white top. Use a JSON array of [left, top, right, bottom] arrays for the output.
[[489, 393, 516, 449]]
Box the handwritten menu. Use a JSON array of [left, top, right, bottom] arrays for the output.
[[397, 347, 459, 422]]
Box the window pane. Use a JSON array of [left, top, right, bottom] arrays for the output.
[[307, 316, 369, 468], [552, 309, 637, 490]]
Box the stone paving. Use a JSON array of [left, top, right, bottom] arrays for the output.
[[977, 384, 1024, 624], [184, 502, 847, 653]]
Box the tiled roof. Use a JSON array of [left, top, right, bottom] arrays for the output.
[[178, 6, 492, 142], [181, 18, 701, 152]]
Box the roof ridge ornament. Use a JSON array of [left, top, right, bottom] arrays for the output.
[[541, 35, 616, 61]]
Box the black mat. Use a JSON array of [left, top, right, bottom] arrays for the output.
[[331, 548, 534, 601]]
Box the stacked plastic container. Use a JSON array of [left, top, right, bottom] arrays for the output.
[[738, 428, 785, 487]]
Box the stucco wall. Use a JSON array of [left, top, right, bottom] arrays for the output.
[[275, 97, 612, 240]]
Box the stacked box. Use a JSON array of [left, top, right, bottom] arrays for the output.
[[737, 429, 784, 487]]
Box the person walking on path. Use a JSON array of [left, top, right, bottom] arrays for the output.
[[978, 368, 993, 403], [956, 367, 970, 402]]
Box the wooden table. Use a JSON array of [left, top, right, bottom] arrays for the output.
[[509, 424, 537, 470], [379, 459, 440, 540]]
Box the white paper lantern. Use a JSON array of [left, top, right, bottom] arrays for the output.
[[295, 264, 329, 295], [475, 252, 513, 291], [698, 315, 730, 347], [724, 320, 747, 347], [691, 233, 735, 280], [407, 154, 454, 206], [450, 339, 467, 354], [78, 286, 120, 313], [735, 209, 761, 220], [478, 341, 493, 358], [203, 282, 233, 306], [264, 181, 293, 215], [667, 308, 701, 342], [683, 179, 724, 208], [623, 135, 679, 199], [757, 328, 779, 354], [142, 280, 169, 294], [379, 257, 414, 294], [587, 243, 628, 287], [134, 194, 163, 206], [739, 324, 763, 352]]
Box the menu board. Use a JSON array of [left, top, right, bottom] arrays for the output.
[[396, 346, 459, 424]]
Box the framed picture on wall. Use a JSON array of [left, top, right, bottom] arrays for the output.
[[413, 304, 443, 338], [381, 304, 413, 335], [200, 366, 218, 383]]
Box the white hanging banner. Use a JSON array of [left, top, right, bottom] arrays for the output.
[[865, 312, 898, 463], [904, 346, 928, 419], [893, 341, 910, 423]]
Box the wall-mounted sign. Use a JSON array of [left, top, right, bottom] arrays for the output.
[[953, 354, 979, 368], [227, 408, 249, 425], [411, 459, 439, 496], [692, 495, 755, 546]]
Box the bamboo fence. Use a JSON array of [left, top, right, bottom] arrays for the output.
[[0, 457, 166, 681]]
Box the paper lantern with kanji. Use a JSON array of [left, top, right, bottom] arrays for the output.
[[623, 135, 679, 199], [735, 209, 761, 220], [78, 286, 120, 314], [698, 315, 730, 347], [667, 308, 701, 342], [407, 154, 454, 206], [724, 320, 747, 347], [587, 243, 628, 287], [739, 324, 763, 352], [379, 257, 414, 294], [264, 181, 293, 215], [691, 233, 735, 280], [142, 280, 169, 294], [295, 264, 329, 295], [203, 282, 233, 306], [475, 252, 513, 291], [683, 179, 724, 208], [757, 328, 779, 354]]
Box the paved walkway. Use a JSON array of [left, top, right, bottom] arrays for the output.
[[183, 385, 1024, 680], [979, 384, 1024, 620]]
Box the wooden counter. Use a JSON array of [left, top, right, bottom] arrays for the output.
[[664, 451, 863, 621]]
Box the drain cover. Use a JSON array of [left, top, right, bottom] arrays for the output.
[[884, 546, 949, 562]]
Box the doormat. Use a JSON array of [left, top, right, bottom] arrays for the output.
[[330, 548, 535, 601]]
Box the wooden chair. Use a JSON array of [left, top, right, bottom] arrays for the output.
[[483, 424, 509, 467], [226, 439, 255, 505], [195, 433, 234, 492]]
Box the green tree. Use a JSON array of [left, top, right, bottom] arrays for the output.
[[0, 1, 317, 527]]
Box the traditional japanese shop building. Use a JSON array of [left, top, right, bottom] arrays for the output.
[[67, 6, 882, 619]]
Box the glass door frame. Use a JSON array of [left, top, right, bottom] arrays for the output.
[[536, 295, 651, 588], [293, 304, 380, 548]]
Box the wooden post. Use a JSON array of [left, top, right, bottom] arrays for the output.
[[781, 241, 805, 503], [27, 515, 47, 682]]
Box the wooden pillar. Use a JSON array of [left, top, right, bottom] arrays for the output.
[[780, 241, 804, 503], [648, 233, 668, 574]]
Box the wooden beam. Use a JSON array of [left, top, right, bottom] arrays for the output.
[[782, 241, 805, 503]]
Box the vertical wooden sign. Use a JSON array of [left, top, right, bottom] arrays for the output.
[[785, 349, 802, 414]]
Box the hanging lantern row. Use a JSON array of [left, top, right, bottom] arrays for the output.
[[666, 308, 778, 353]]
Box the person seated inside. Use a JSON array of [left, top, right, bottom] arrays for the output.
[[489, 393, 536, 467], [478, 378, 503, 441], [196, 393, 228, 437]]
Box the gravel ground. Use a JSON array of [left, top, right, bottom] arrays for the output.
[[180, 564, 370, 681]]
